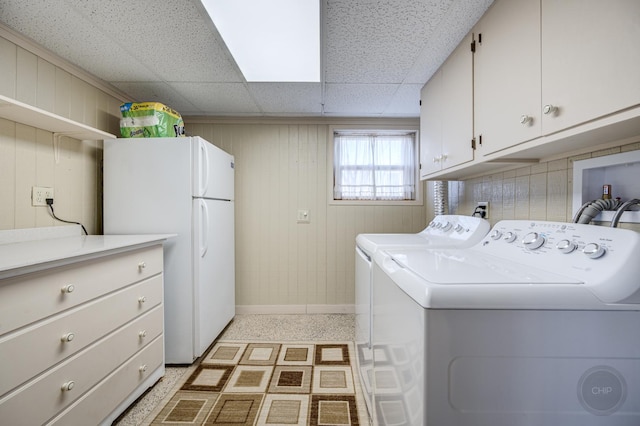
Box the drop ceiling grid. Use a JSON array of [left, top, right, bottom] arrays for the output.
[[0, 0, 495, 117]]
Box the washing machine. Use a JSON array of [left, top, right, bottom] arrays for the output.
[[355, 215, 490, 417], [372, 220, 640, 425]]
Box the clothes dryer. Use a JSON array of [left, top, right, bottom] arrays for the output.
[[355, 215, 489, 416], [372, 220, 640, 425]]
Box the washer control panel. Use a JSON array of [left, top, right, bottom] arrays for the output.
[[475, 220, 640, 303]]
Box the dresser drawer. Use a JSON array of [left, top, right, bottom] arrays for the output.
[[48, 336, 164, 426], [0, 306, 163, 426], [0, 245, 162, 336], [0, 274, 162, 397]]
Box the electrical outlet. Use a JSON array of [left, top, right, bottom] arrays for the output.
[[32, 186, 54, 206], [477, 201, 489, 219]]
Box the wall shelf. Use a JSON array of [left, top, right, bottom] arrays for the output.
[[0, 94, 115, 140]]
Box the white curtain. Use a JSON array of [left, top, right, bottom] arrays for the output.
[[334, 132, 416, 200]]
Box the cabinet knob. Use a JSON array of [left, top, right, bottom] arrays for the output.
[[441, 154, 448, 161], [138, 261, 146, 271], [139, 364, 148, 373], [139, 330, 147, 339], [138, 296, 146, 304], [543, 104, 558, 115], [60, 284, 75, 294], [61, 333, 75, 343], [61, 381, 75, 392], [519, 115, 532, 125], [433, 156, 441, 163]]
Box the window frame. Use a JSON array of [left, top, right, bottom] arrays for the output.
[[328, 125, 423, 206]]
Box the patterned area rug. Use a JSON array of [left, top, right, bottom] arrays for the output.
[[143, 341, 367, 425]]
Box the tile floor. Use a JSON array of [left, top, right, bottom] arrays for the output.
[[113, 313, 357, 425]]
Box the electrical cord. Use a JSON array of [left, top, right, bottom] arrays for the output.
[[472, 206, 487, 218], [46, 198, 88, 235]]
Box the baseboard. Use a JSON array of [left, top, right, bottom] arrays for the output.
[[236, 304, 355, 315]]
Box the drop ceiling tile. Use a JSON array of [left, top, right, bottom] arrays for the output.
[[383, 84, 422, 116], [404, 0, 494, 84], [62, 0, 243, 83], [324, 0, 453, 83], [248, 83, 322, 115], [323, 83, 399, 116], [170, 82, 260, 115], [110, 82, 198, 114]]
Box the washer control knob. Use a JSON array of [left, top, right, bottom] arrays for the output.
[[503, 232, 518, 243], [523, 232, 546, 250], [454, 224, 464, 233], [441, 221, 452, 231], [556, 239, 577, 254], [490, 230, 502, 240], [583, 243, 606, 259]]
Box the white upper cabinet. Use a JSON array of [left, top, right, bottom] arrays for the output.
[[474, 0, 640, 157], [420, 33, 474, 179], [540, 0, 640, 135], [420, 70, 443, 177], [474, 0, 541, 156]]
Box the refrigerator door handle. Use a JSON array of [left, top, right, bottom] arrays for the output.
[[199, 139, 210, 196], [199, 199, 209, 257]]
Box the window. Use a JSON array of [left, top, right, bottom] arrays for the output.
[[333, 130, 418, 201]]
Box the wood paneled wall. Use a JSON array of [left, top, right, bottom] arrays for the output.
[[0, 34, 122, 233], [188, 121, 427, 310]]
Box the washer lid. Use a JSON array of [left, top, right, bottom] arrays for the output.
[[388, 248, 581, 285], [372, 248, 623, 310]]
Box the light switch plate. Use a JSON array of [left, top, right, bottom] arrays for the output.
[[297, 209, 310, 223]]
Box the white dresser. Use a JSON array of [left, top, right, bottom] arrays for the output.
[[0, 226, 170, 425]]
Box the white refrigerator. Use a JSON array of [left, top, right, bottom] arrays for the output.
[[103, 136, 235, 364]]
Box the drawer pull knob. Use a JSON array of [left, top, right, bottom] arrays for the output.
[[138, 262, 146, 271], [520, 114, 532, 125], [61, 284, 75, 294], [61, 333, 75, 343], [61, 381, 75, 392], [139, 364, 148, 373], [139, 330, 147, 339], [138, 296, 146, 304]]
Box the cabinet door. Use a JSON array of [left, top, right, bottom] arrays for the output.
[[441, 33, 474, 170], [541, 0, 640, 134], [474, 0, 541, 156], [420, 70, 443, 178]]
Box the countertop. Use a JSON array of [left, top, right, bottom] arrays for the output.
[[0, 230, 173, 280]]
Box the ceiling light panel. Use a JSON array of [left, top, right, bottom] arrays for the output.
[[202, 0, 320, 82]]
